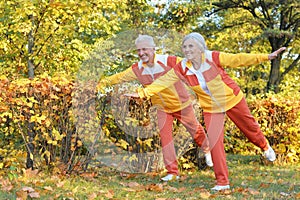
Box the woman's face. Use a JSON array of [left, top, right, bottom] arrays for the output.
[[182, 38, 202, 62]]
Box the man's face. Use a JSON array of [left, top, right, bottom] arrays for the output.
[[136, 41, 155, 64]]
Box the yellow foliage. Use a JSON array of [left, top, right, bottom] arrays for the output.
[[129, 154, 138, 162], [117, 139, 129, 149]]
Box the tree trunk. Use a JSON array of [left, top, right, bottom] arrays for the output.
[[267, 57, 281, 93], [27, 19, 35, 78], [26, 121, 35, 169], [26, 13, 35, 168]]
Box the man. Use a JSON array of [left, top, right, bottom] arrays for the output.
[[98, 34, 212, 181]]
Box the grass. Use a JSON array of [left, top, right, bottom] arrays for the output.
[[0, 154, 299, 199]]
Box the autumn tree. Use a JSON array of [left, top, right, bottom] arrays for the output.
[[150, 0, 204, 32], [0, 0, 129, 79], [203, 0, 300, 93], [0, 0, 130, 169]]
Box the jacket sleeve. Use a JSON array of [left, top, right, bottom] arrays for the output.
[[97, 67, 137, 92], [137, 68, 180, 99], [106, 67, 137, 84], [219, 52, 269, 68]]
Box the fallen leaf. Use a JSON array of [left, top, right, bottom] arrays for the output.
[[259, 183, 270, 188], [280, 192, 290, 197], [127, 181, 140, 188], [88, 192, 97, 200], [21, 186, 35, 193], [23, 168, 39, 178], [248, 188, 259, 195], [16, 190, 28, 200], [80, 172, 96, 179], [219, 189, 232, 195], [288, 184, 295, 191], [0, 178, 13, 191], [44, 186, 54, 191], [122, 187, 137, 192], [177, 187, 186, 192], [28, 192, 40, 198], [120, 172, 137, 179], [56, 180, 65, 188], [179, 175, 188, 181], [167, 186, 178, 192], [209, 193, 219, 198], [145, 172, 159, 178], [233, 187, 248, 195], [199, 190, 211, 199], [234, 187, 245, 192], [194, 186, 207, 192], [105, 190, 114, 198], [146, 183, 163, 192], [277, 179, 284, 184], [98, 190, 107, 194], [241, 181, 247, 187], [72, 186, 79, 193]]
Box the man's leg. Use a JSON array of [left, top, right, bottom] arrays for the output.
[[174, 104, 207, 148], [203, 112, 230, 186], [175, 104, 212, 166], [157, 109, 178, 175]]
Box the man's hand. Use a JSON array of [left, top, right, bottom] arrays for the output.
[[123, 93, 140, 98], [123, 93, 144, 104], [268, 47, 286, 60]]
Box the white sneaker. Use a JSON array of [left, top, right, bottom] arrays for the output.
[[211, 185, 230, 191], [161, 174, 180, 182], [264, 144, 276, 162], [205, 152, 213, 167]]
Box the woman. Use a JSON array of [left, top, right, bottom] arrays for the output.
[[137, 32, 286, 190]]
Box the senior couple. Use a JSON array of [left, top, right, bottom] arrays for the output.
[[99, 32, 285, 191]]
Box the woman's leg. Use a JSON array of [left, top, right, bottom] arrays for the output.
[[204, 112, 229, 186], [226, 98, 268, 151], [157, 109, 178, 175]]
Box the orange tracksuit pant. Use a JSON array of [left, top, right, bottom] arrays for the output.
[[204, 97, 268, 185], [157, 104, 208, 175]]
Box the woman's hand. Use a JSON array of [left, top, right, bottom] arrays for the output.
[[268, 47, 286, 60]]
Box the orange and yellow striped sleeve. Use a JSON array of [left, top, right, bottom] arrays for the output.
[[137, 68, 180, 99]]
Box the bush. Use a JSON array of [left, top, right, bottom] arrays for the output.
[[224, 93, 300, 164], [0, 74, 299, 175], [0, 74, 83, 172]]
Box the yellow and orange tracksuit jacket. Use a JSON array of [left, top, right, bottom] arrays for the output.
[[100, 54, 191, 113], [137, 51, 269, 113]]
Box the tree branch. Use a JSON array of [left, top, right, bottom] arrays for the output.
[[281, 54, 300, 78]]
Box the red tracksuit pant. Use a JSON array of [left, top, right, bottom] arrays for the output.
[[157, 104, 208, 175], [204, 97, 268, 186]]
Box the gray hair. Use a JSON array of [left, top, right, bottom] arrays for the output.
[[135, 34, 156, 47], [182, 32, 207, 52]]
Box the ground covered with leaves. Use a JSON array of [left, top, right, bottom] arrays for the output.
[[0, 154, 299, 200]]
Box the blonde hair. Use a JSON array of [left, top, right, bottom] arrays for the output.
[[182, 32, 207, 52], [135, 34, 156, 47]]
